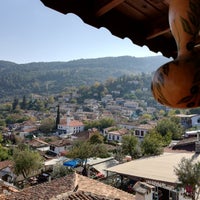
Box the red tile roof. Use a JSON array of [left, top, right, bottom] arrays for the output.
[[6, 173, 75, 200], [68, 120, 84, 127], [59, 119, 84, 127], [3, 173, 135, 200]]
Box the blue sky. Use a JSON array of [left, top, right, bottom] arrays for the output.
[[0, 0, 161, 64]]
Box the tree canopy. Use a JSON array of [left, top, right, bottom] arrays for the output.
[[67, 141, 110, 165], [174, 157, 200, 200], [141, 131, 163, 156], [13, 148, 43, 180], [155, 117, 183, 143], [121, 135, 140, 158]]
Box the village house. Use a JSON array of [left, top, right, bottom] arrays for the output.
[[106, 152, 200, 200], [105, 104, 122, 111], [115, 98, 125, 105], [57, 115, 84, 135], [121, 108, 135, 118], [100, 110, 113, 119], [123, 100, 139, 109], [133, 123, 156, 142], [49, 138, 72, 156], [118, 122, 136, 130], [27, 137, 50, 152], [103, 127, 129, 143], [175, 114, 200, 129], [73, 111, 99, 121], [101, 94, 113, 103]]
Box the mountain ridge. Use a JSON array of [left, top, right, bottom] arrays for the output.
[[0, 55, 171, 99]]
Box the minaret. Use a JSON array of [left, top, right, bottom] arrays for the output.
[[67, 110, 71, 133]]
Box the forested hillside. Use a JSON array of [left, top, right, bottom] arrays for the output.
[[0, 56, 171, 99]]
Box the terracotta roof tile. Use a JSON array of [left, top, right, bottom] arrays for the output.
[[69, 120, 84, 127], [0, 160, 13, 170], [4, 173, 135, 200], [6, 173, 76, 200], [75, 174, 135, 200], [59, 118, 84, 127], [53, 190, 119, 200]]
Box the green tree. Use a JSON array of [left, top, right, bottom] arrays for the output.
[[0, 146, 10, 161], [39, 117, 55, 133], [51, 164, 74, 179], [89, 133, 104, 144], [5, 113, 29, 124], [67, 141, 93, 165], [13, 148, 43, 180], [0, 134, 10, 160], [141, 131, 163, 156], [20, 95, 27, 110], [0, 120, 6, 128], [84, 120, 100, 130], [92, 144, 110, 158], [0, 103, 12, 112], [84, 118, 115, 131], [12, 97, 19, 111], [155, 117, 183, 142], [67, 141, 109, 165], [99, 118, 115, 130], [174, 157, 200, 200], [121, 135, 140, 158]]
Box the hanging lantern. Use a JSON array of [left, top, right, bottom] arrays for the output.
[[151, 0, 200, 108]]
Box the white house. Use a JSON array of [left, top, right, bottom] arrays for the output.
[[49, 139, 72, 155], [176, 114, 200, 129], [103, 127, 129, 142], [133, 181, 155, 200], [57, 115, 84, 135], [134, 123, 155, 142]]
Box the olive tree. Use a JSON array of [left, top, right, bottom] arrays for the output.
[[13, 148, 43, 180]]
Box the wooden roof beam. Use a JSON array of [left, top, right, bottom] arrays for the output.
[[146, 28, 170, 39], [96, 0, 125, 17]]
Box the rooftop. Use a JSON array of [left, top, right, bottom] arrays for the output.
[[3, 173, 135, 200], [106, 152, 200, 184]]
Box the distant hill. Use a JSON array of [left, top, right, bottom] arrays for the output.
[[0, 56, 171, 99]]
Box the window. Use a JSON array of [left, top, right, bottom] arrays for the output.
[[135, 130, 139, 136], [50, 145, 55, 151], [141, 131, 144, 137]]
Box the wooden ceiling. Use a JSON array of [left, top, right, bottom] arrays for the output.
[[41, 0, 177, 59]]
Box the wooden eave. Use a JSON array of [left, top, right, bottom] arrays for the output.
[[41, 0, 177, 59]]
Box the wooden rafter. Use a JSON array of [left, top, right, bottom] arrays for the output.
[[96, 0, 125, 17]]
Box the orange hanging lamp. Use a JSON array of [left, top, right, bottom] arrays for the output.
[[151, 0, 200, 108]]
